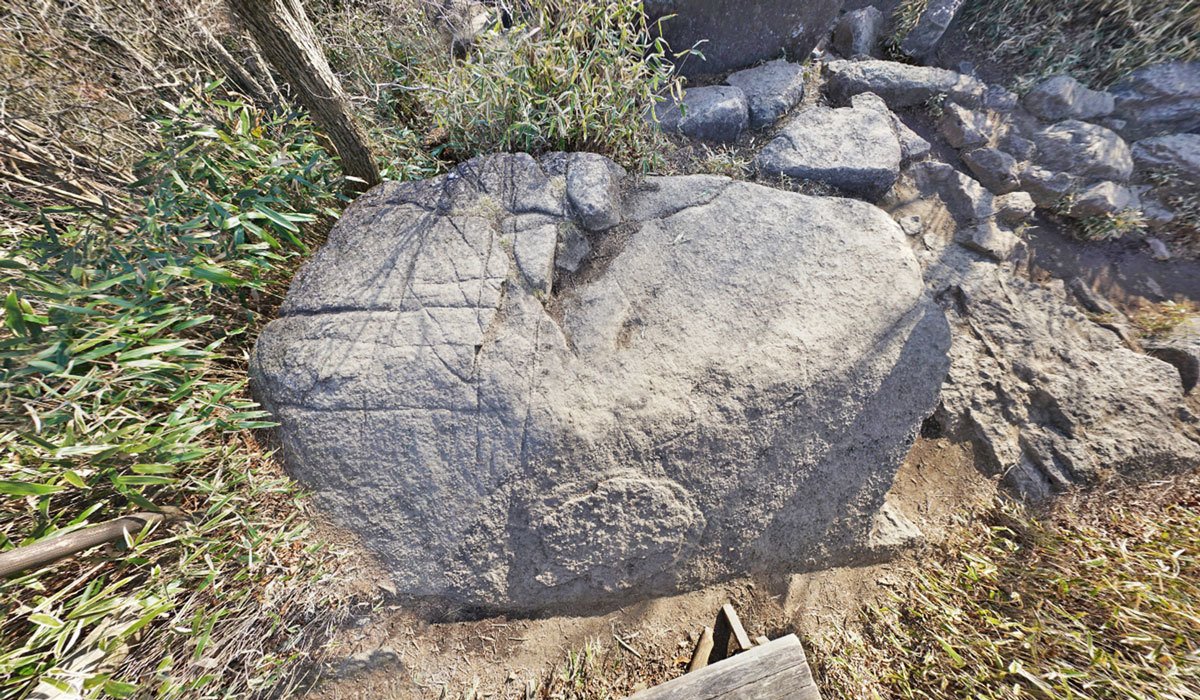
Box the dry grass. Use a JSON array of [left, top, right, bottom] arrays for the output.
[[955, 0, 1200, 90], [809, 469, 1200, 698]]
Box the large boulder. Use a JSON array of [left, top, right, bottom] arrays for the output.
[[832, 6, 884, 58], [1110, 62, 1200, 140], [251, 153, 950, 612], [757, 105, 901, 198], [644, 0, 843, 76], [825, 59, 987, 108], [936, 267, 1200, 501]]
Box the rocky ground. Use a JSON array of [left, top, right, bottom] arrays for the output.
[[267, 2, 1200, 697]]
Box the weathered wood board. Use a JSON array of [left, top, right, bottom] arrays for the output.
[[626, 634, 821, 700]]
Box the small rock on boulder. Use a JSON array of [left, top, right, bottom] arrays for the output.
[[567, 153, 625, 231], [851, 92, 930, 164], [726, 59, 806, 130], [652, 86, 749, 143], [825, 59, 986, 107], [1023, 75, 1115, 122], [757, 105, 901, 198], [1020, 166, 1076, 207], [832, 6, 884, 58]]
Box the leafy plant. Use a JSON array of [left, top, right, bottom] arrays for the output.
[[0, 83, 357, 699]]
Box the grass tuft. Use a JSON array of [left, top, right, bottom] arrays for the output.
[[810, 470, 1200, 698]]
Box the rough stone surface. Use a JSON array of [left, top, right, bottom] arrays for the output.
[[726, 59, 806, 130], [825, 59, 987, 108], [645, 0, 844, 76], [1132, 134, 1200, 183], [900, 0, 965, 59], [1000, 131, 1038, 161], [1067, 181, 1134, 218], [984, 85, 1020, 113], [251, 153, 951, 611], [908, 161, 996, 223], [652, 86, 749, 143], [1033, 120, 1133, 182], [758, 105, 901, 198], [851, 92, 930, 164], [995, 191, 1036, 225], [1023, 75, 1115, 122], [935, 267, 1200, 501], [1148, 236, 1173, 261], [1110, 61, 1200, 140], [1020, 166, 1076, 207], [940, 103, 996, 149], [962, 147, 1020, 194], [832, 6, 884, 58], [566, 153, 625, 231], [956, 220, 1021, 260], [1144, 318, 1200, 393]]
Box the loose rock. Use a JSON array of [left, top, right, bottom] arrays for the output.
[[995, 191, 1036, 225], [1023, 75, 1115, 122], [1132, 133, 1200, 184], [962, 147, 1021, 194], [757, 105, 902, 198], [726, 59, 806, 130], [566, 153, 625, 231], [1067, 181, 1134, 218], [900, 0, 965, 59], [940, 103, 996, 149], [1148, 236, 1173, 261], [825, 59, 987, 107], [832, 6, 884, 58], [1033, 120, 1133, 182], [908, 161, 997, 223], [851, 92, 931, 164], [957, 220, 1022, 260], [652, 86, 750, 143], [251, 153, 951, 611], [1020, 166, 1076, 207], [1110, 61, 1200, 140]]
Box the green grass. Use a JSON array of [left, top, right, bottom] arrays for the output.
[[0, 84, 366, 698], [313, 0, 682, 172], [810, 470, 1200, 698]]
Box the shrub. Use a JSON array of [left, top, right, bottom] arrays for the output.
[[0, 84, 356, 699]]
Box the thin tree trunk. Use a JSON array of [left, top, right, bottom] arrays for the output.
[[227, 0, 381, 191]]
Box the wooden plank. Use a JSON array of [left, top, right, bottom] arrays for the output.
[[626, 634, 820, 700], [721, 604, 754, 653]]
